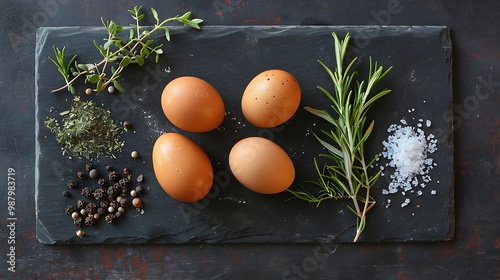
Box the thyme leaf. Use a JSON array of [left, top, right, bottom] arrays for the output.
[[288, 32, 393, 242]]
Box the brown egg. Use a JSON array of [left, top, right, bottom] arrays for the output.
[[161, 76, 225, 133], [152, 132, 213, 202], [229, 137, 295, 194], [241, 69, 301, 128]]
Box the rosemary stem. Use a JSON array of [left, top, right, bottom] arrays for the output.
[[353, 228, 362, 242], [353, 158, 372, 242]]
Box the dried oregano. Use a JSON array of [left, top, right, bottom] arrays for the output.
[[44, 96, 124, 159]]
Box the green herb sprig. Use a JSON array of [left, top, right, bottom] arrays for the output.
[[288, 32, 392, 242], [49, 6, 203, 94]]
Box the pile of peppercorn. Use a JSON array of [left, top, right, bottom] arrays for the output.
[[63, 163, 145, 237]]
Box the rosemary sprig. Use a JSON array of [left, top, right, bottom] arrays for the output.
[[288, 32, 392, 242], [49, 6, 203, 94]]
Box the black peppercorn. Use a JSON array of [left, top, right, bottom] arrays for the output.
[[81, 187, 92, 197], [89, 169, 99, 179], [85, 202, 97, 215], [65, 205, 77, 215], [108, 170, 118, 181], [62, 190, 70, 197], [77, 171, 86, 179], [97, 178, 106, 186], [109, 200, 119, 209], [100, 201, 109, 208], [66, 180, 77, 189], [114, 211, 122, 218], [93, 188, 106, 200], [135, 185, 145, 195], [85, 163, 93, 172], [76, 199, 87, 209], [84, 216, 95, 226], [105, 165, 112, 171], [118, 178, 130, 189], [105, 214, 116, 224], [136, 174, 144, 183], [107, 186, 116, 198], [73, 217, 83, 227]]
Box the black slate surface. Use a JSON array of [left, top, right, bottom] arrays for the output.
[[35, 25, 453, 244]]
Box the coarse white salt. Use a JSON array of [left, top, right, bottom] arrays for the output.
[[401, 198, 410, 207], [431, 190, 437, 195], [426, 120, 432, 127], [380, 120, 438, 197], [384, 126, 427, 177]]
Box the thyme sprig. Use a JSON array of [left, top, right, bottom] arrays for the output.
[[49, 6, 203, 94], [48, 46, 78, 94], [288, 32, 392, 242]]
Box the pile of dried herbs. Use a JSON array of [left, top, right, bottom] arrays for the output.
[[44, 96, 124, 159]]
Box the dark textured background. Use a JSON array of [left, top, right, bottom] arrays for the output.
[[0, 0, 499, 279]]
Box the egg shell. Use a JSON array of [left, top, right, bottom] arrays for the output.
[[241, 69, 301, 128], [229, 137, 295, 194], [161, 76, 225, 133], [152, 132, 213, 202]]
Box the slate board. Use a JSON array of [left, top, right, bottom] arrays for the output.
[[35, 25, 454, 244]]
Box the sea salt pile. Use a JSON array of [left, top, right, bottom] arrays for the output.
[[380, 118, 438, 203]]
